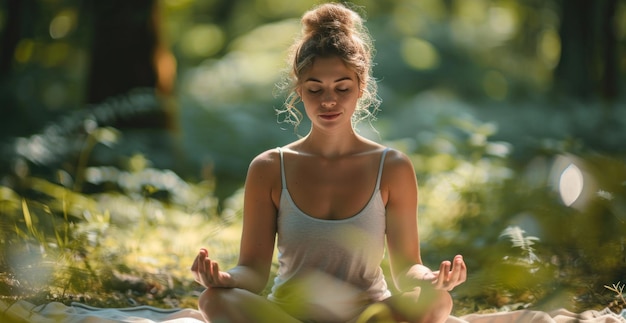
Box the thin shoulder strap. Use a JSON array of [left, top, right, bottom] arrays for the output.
[[277, 147, 287, 188], [375, 148, 390, 190]]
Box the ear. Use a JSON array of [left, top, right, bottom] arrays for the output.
[[357, 78, 365, 98], [296, 86, 302, 98]]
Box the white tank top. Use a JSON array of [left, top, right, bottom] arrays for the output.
[[268, 147, 391, 322]]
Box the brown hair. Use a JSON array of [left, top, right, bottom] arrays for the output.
[[276, 2, 379, 129]]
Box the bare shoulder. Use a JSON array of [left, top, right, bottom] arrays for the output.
[[381, 148, 417, 190], [249, 148, 280, 169], [383, 148, 415, 174], [246, 148, 281, 182]]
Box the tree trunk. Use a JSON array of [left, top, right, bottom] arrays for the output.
[[600, 0, 618, 101], [0, 0, 22, 79], [85, 0, 177, 130], [554, 0, 619, 102]]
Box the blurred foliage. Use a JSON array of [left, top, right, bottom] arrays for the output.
[[0, 139, 240, 309], [1, 0, 626, 317]]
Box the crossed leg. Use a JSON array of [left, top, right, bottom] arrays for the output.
[[379, 287, 453, 323], [198, 287, 300, 323], [198, 287, 452, 323]]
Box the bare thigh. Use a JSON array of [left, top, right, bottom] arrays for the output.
[[198, 288, 301, 323]]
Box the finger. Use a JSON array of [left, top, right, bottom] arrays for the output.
[[211, 262, 221, 285], [203, 257, 214, 284], [193, 257, 207, 285], [191, 262, 200, 282], [198, 252, 206, 274], [450, 255, 466, 281], [444, 260, 459, 290], [457, 259, 468, 284], [442, 260, 451, 279], [191, 256, 199, 272], [447, 256, 467, 290], [448, 258, 463, 284], [434, 261, 451, 289], [202, 258, 214, 286]]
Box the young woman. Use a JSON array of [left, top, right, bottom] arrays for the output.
[[191, 3, 467, 322]]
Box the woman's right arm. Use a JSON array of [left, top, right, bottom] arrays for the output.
[[227, 150, 280, 293], [191, 150, 279, 294]]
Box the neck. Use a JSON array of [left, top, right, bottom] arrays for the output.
[[299, 127, 363, 159]]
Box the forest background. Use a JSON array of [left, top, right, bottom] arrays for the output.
[[1, 0, 625, 317]]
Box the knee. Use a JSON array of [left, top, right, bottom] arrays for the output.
[[421, 289, 453, 323], [391, 288, 453, 323], [198, 288, 233, 321]]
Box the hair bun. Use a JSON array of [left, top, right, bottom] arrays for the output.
[[301, 3, 360, 38]]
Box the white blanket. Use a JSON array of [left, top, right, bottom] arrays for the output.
[[1, 300, 624, 323]]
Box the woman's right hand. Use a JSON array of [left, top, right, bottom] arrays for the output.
[[191, 248, 235, 288]]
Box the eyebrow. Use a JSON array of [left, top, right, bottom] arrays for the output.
[[304, 76, 354, 83]]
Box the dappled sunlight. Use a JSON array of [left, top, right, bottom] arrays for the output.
[[108, 210, 241, 280], [418, 157, 514, 240], [1, 0, 625, 316], [558, 164, 584, 207], [401, 37, 440, 70], [14, 39, 35, 64], [49, 9, 77, 40], [180, 24, 225, 59], [549, 155, 595, 209], [253, 0, 313, 18], [28, 177, 100, 218], [482, 70, 508, 100], [183, 19, 299, 106], [229, 19, 299, 53], [269, 270, 367, 322], [85, 165, 204, 206], [15, 135, 57, 166], [6, 250, 57, 291], [450, 0, 518, 48], [0, 168, 232, 306], [538, 28, 561, 69], [487, 5, 517, 40]]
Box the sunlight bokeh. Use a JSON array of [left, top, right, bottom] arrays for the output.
[[559, 163, 584, 207], [550, 155, 595, 210]]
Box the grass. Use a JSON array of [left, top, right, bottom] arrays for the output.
[[0, 173, 243, 311]]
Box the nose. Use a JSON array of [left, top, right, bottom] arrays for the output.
[[321, 93, 336, 108]]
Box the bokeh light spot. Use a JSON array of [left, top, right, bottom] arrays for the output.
[[559, 163, 584, 207], [49, 10, 77, 40], [488, 6, 516, 39], [482, 70, 508, 100], [401, 37, 440, 70], [538, 28, 561, 69], [15, 39, 35, 63], [180, 24, 225, 59], [42, 42, 70, 67]]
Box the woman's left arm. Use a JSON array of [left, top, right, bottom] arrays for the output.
[[383, 150, 467, 292]]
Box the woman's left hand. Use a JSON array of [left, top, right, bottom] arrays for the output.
[[429, 255, 467, 291]]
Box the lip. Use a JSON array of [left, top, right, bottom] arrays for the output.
[[319, 113, 341, 121]]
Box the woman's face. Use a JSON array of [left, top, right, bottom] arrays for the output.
[[297, 56, 362, 131]]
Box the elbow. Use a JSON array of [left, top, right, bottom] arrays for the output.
[[392, 263, 430, 292], [229, 265, 270, 294], [248, 277, 269, 295], [393, 276, 415, 293]]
